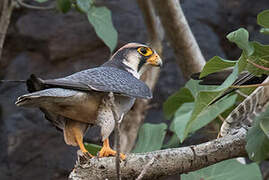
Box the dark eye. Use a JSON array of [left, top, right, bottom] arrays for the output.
[[140, 47, 147, 54]]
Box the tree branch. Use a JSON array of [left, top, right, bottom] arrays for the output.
[[151, 0, 206, 79], [69, 129, 247, 180], [0, 0, 15, 61], [135, 157, 155, 180]]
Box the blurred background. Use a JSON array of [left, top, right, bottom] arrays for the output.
[[0, 0, 269, 179]]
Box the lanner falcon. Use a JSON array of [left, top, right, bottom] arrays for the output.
[[15, 43, 162, 159]]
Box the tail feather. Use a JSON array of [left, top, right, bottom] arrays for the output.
[[13, 74, 69, 132], [15, 94, 42, 107], [26, 74, 45, 92]]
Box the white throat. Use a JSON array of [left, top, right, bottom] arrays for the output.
[[123, 60, 140, 79], [122, 52, 142, 79]]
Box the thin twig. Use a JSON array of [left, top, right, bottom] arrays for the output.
[[135, 158, 155, 180], [114, 120, 121, 180], [108, 92, 121, 180], [16, 0, 55, 10]]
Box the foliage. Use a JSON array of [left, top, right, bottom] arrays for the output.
[[160, 9, 269, 146], [36, 0, 117, 52], [226, 28, 254, 56], [163, 88, 194, 119], [56, 0, 71, 13], [257, 10, 269, 28], [86, 6, 117, 53], [84, 143, 102, 156], [132, 123, 167, 153], [182, 159, 262, 180], [246, 106, 269, 162], [134, 9, 269, 177], [199, 56, 236, 78], [79, 8, 269, 178], [76, 0, 117, 52]]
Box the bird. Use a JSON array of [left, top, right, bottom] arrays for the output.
[[14, 43, 162, 159]]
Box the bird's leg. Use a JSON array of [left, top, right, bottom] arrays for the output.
[[98, 138, 126, 160], [72, 125, 94, 159]]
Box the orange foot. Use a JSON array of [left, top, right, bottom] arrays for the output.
[[98, 138, 126, 160], [70, 123, 94, 159]]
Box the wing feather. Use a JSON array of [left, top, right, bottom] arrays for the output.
[[41, 67, 152, 99]]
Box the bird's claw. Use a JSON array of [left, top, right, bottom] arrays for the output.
[[98, 147, 126, 160], [83, 151, 94, 159]]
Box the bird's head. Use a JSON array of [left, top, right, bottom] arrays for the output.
[[103, 43, 162, 79]]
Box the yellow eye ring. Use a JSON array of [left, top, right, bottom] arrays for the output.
[[137, 47, 153, 56]]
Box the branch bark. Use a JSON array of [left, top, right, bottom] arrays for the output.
[[152, 0, 206, 79], [221, 76, 269, 136], [69, 129, 247, 180]]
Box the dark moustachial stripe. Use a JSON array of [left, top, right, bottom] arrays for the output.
[[138, 56, 146, 72]]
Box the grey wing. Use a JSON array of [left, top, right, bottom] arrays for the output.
[[42, 67, 152, 99]]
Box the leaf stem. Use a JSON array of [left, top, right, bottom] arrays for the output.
[[230, 82, 269, 88], [247, 59, 269, 71]]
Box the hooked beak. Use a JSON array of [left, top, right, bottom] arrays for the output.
[[146, 53, 162, 67]]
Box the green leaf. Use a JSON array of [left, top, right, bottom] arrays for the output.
[[182, 64, 239, 140], [35, 0, 49, 3], [246, 106, 269, 161], [132, 123, 167, 153], [190, 94, 237, 133], [185, 79, 218, 98], [182, 159, 262, 180], [76, 0, 93, 13], [257, 9, 269, 28], [260, 115, 269, 139], [163, 88, 194, 119], [87, 6, 118, 52], [200, 56, 236, 78], [260, 28, 269, 35], [170, 102, 193, 141], [226, 28, 254, 56], [243, 42, 269, 76], [84, 143, 102, 156], [57, 0, 71, 13]]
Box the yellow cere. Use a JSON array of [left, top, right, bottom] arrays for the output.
[[137, 47, 153, 56]]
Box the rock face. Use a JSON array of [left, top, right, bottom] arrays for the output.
[[0, 0, 268, 179]]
